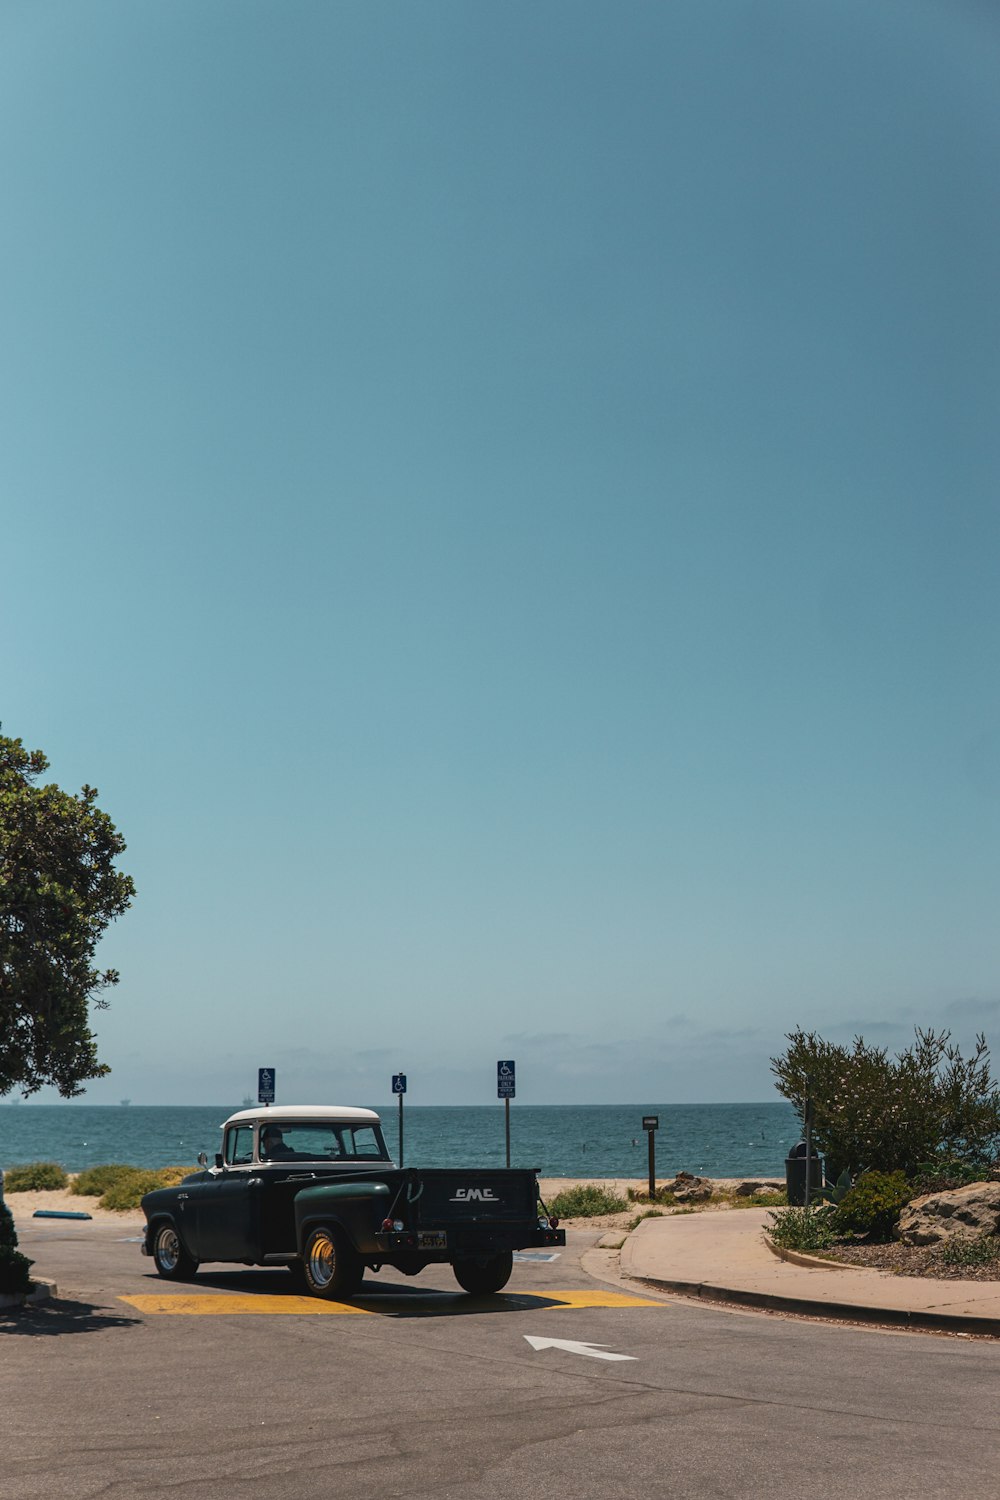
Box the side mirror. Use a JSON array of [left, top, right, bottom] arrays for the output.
[[197, 1151, 208, 1169]]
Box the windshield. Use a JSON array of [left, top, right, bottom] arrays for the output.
[[257, 1121, 389, 1163]]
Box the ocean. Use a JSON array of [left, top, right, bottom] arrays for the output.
[[0, 1101, 800, 1179]]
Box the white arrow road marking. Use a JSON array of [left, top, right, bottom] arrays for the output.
[[524, 1336, 636, 1362]]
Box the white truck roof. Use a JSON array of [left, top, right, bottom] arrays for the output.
[[222, 1105, 382, 1128]]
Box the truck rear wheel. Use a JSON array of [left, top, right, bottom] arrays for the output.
[[301, 1225, 363, 1299], [453, 1252, 513, 1295], [152, 1221, 199, 1281]]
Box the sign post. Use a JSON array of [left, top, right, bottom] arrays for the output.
[[258, 1068, 276, 1106], [497, 1060, 516, 1167], [392, 1072, 407, 1166], [642, 1115, 659, 1199], [803, 1089, 813, 1208]]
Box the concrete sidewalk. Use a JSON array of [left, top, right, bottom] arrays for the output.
[[620, 1208, 1000, 1335]]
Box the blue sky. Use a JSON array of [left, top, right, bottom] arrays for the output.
[[3, 1, 999, 1106]]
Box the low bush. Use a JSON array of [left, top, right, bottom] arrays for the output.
[[911, 1158, 992, 1196], [940, 1235, 1000, 1268], [766, 1207, 837, 1253], [831, 1171, 912, 1242], [548, 1185, 628, 1217], [98, 1165, 196, 1211], [627, 1209, 666, 1231], [72, 1164, 137, 1198], [627, 1187, 676, 1206], [736, 1189, 787, 1208], [99, 1170, 172, 1211], [71, 1163, 197, 1210], [2, 1161, 68, 1192]]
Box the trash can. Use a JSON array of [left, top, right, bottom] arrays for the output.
[[785, 1141, 824, 1206]]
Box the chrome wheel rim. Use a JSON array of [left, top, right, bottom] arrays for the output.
[[156, 1226, 181, 1272], [307, 1232, 335, 1289]]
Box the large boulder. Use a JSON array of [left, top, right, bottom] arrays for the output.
[[669, 1172, 713, 1204], [897, 1183, 1000, 1246]]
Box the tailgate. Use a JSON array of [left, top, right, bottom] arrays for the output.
[[414, 1169, 537, 1224]]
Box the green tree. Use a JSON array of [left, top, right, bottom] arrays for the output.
[[771, 1027, 1000, 1179], [0, 1198, 33, 1295], [0, 733, 135, 1097]]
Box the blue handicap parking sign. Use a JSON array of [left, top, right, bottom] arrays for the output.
[[258, 1068, 275, 1104], [392, 1073, 407, 1094], [497, 1060, 516, 1098]]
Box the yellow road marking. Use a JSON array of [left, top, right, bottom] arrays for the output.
[[121, 1294, 374, 1315], [121, 1289, 665, 1316], [524, 1291, 664, 1309]]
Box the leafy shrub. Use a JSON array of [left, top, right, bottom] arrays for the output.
[[627, 1186, 676, 1206], [0, 1200, 33, 1295], [940, 1235, 1000, 1268], [99, 1170, 171, 1211], [766, 1207, 837, 1253], [627, 1209, 666, 1230], [733, 1189, 787, 1208], [548, 1185, 627, 1217], [831, 1171, 912, 1242], [72, 1164, 137, 1197], [911, 1158, 990, 1196], [813, 1169, 853, 1208], [3, 1161, 68, 1192], [72, 1164, 196, 1208], [771, 1027, 1000, 1179]]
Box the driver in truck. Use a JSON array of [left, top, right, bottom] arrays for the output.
[[261, 1125, 293, 1160]]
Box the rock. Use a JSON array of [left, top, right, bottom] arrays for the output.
[[897, 1183, 1000, 1246], [735, 1180, 784, 1197], [670, 1173, 713, 1204]]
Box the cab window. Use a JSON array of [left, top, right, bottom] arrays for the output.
[[224, 1125, 254, 1166]]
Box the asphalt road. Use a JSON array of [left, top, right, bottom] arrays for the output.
[[3, 1217, 1000, 1500]]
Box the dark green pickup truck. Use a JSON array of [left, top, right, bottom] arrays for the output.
[[141, 1105, 565, 1298]]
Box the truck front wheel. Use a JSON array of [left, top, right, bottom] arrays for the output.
[[152, 1221, 199, 1281], [301, 1225, 363, 1300], [453, 1252, 513, 1295]]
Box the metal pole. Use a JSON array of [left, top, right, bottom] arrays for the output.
[[398, 1091, 404, 1168], [505, 1097, 511, 1168], [647, 1130, 655, 1199], [803, 1094, 813, 1208]]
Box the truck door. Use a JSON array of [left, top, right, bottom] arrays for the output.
[[184, 1124, 260, 1263]]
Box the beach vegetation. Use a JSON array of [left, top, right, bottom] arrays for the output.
[[626, 1208, 666, 1231], [0, 1198, 33, 1295], [548, 1184, 628, 1217], [727, 1189, 787, 1208], [766, 1206, 837, 1253], [0, 732, 135, 1098], [910, 1158, 987, 1195], [72, 1163, 195, 1210], [940, 1235, 1000, 1268], [71, 1163, 139, 1197], [812, 1168, 853, 1208], [3, 1160, 69, 1192], [830, 1170, 912, 1242], [770, 1027, 1000, 1179], [627, 1186, 676, 1206]]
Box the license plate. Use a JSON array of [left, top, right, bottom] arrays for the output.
[[418, 1230, 447, 1249]]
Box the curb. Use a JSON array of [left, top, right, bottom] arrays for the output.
[[627, 1270, 1000, 1338], [763, 1238, 859, 1271], [0, 1278, 57, 1311]]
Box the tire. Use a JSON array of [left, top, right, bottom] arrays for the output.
[[453, 1252, 513, 1296], [301, 1225, 363, 1300], [152, 1221, 199, 1281]]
